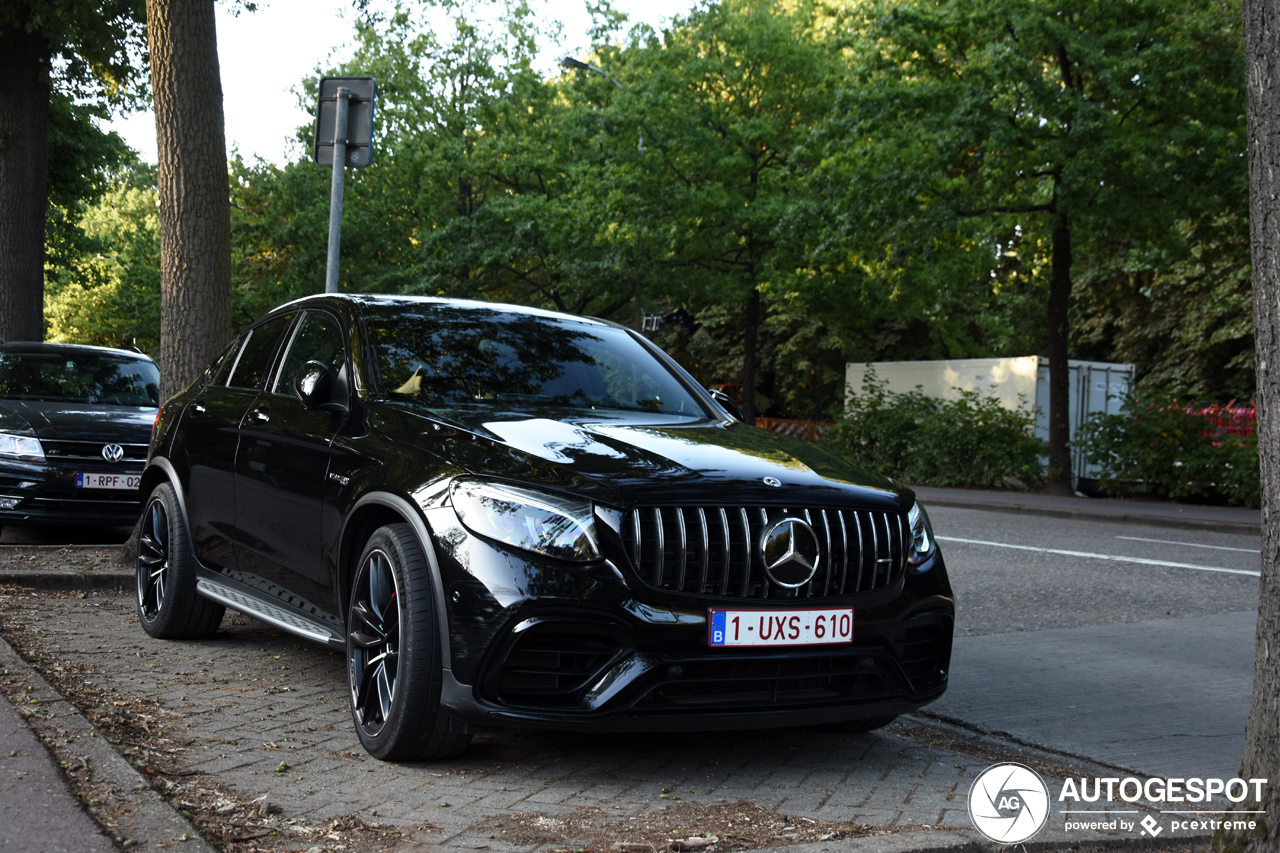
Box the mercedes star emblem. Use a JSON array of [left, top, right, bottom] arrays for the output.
[[759, 517, 821, 588], [101, 443, 125, 463]]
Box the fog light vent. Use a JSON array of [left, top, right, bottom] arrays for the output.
[[495, 629, 622, 709]]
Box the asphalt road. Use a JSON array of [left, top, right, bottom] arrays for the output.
[[928, 506, 1260, 779]]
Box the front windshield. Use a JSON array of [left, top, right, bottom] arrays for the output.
[[0, 351, 160, 407], [368, 303, 707, 418]]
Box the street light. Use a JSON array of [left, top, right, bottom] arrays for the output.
[[560, 54, 650, 333], [559, 56, 643, 152]]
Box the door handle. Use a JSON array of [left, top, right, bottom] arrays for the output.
[[190, 402, 207, 415], [249, 409, 270, 424]]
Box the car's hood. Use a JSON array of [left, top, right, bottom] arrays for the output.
[[0, 399, 156, 443], [399, 406, 909, 511]]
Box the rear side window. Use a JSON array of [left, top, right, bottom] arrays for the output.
[[206, 337, 245, 386], [226, 315, 293, 390]]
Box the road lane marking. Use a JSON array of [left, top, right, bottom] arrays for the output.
[[1116, 535, 1259, 554], [936, 536, 1260, 576]]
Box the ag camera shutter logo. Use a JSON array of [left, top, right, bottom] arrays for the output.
[[968, 763, 1050, 843]]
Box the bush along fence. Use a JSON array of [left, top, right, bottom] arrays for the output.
[[819, 373, 1045, 490], [1075, 393, 1260, 508]]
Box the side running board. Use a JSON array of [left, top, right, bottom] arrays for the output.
[[196, 577, 343, 648]]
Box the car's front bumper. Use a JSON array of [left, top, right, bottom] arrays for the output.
[[425, 507, 953, 731], [0, 457, 145, 527]]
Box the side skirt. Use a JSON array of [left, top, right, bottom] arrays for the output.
[[196, 572, 344, 649]]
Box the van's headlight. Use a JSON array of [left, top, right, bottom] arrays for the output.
[[907, 501, 935, 566], [0, 433, 44, 463], [451, 479, 600, 562]]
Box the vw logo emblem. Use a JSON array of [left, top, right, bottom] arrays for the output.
[[759, 517, 820, 588], [101, 443, 125, 463], [762, 476, 782, 488]]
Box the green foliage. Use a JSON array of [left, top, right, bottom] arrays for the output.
[[822, 372, 1046, 489], [814, 0, 1248, 391], [17, 0, 149, 312], [1075, 395, 1260, 507], [45, 0, 1253, 423], [45, 161, 161, 351], [1074, 208, 1255, 399], [4, 0, 149, 106]]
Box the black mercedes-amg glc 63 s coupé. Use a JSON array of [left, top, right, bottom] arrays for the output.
[[136, 295, 953, 761]]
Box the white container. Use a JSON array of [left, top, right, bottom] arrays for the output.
[[845, 356, 1134, 486]]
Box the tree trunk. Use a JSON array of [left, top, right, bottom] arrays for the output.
[[1221, 1, 1280, 849], [0, 23, 50, 343], [741, 285, 761, 423], [147, 0, 232, 398], [1044, 209, 1074, 494]]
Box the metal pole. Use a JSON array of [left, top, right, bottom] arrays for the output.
[[324, 86, 350, 294]]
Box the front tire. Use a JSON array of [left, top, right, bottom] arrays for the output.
[[346, 523, 471, 761], [136, 482, 224, 639]]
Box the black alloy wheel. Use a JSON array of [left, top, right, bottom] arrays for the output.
[[348, 546, 402, 736], [345, 523, 471, 761], [135, 482, 225, 639], [136, 496, 170, 621]]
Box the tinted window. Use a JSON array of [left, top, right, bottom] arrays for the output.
[[0, 351, 160, 407], [273, 312, 347, 396], [367, 303, 705, 418], [226, 315, 293, 390], [206, 336, 245, 386]]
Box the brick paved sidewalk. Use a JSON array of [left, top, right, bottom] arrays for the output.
[[0, 593, 1211, 852]]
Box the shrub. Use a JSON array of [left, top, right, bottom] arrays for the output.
[[1075, 393, 1259, 507], [822, 372, 1046, 489]]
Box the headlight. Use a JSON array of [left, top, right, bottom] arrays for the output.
[[0, 433, 44, 463], [451, 479, 600, 562], [907, 501, 935, 566]]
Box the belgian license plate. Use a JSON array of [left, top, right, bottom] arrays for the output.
[[709, 607, 854, 648], [76, 472, 140, 491]]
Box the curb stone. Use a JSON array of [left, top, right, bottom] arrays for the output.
[[0, 571, 133, 590], [0, 632, 215, 851], [909, 711, 1156, 780], [906, 706, 1157, 778]]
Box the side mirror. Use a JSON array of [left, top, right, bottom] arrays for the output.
[[293, 360, 348, 414], [709, 389, 744, 422]]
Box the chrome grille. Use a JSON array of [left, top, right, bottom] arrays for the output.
[[622, 506, 908, 599]]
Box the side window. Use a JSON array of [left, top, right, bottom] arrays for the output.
[[226, 314, 294, 390], [208, 336, 246, 387], [273, 311, 347, 396]]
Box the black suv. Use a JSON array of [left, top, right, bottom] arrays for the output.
[[0, 342, 160, 534], [137, 295, 953, 761]]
